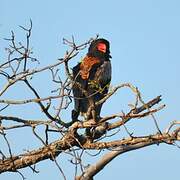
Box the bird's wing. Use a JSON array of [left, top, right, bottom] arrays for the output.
[[94, 61, 112, 88], [72, 63, 82, 97], [72, 63, 90, 114]]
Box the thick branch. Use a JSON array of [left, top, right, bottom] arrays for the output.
[[0, 131, 77, 173], [0, 119, 179, 175], [77, 142, 153, 180], [77, 129, 180, 180]]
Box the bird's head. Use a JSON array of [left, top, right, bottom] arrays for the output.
[[87, 38, 111, 59]]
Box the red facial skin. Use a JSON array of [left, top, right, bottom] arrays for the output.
[[97, 43, 106, 53]]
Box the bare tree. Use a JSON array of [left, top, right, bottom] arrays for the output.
[[0, 22, 179, 180]]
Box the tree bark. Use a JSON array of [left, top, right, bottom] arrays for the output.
[[0, 132, 76, 173], [77, 131, 180, 180]]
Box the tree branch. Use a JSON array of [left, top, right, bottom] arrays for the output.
[[77, 128, 180, 180], [0, 131, 77, 173]]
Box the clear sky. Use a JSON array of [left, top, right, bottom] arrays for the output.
[[1, 0, 180, 180]]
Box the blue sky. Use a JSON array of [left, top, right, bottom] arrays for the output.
[[1, 0, 180, 179]]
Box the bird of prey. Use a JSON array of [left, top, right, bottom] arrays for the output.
[[71, 38, 112, 121]]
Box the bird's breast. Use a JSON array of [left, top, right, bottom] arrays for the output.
[[79, 56, 100, 80]]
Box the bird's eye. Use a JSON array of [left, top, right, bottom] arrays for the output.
[[97, 43, 106, 53]]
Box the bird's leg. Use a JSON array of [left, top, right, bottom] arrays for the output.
[[84, 103, 96, 141], [71, 98, 81, 122], [91, 109, 96, 121], [71, 109, 79, 122], [89, 97, 97, 121], [86, 96, 96, 120]]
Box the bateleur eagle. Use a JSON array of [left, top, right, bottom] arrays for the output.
[[72, 38, 112, 121]]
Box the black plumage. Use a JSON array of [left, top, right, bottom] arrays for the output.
[[72, 38, 112, 121]]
